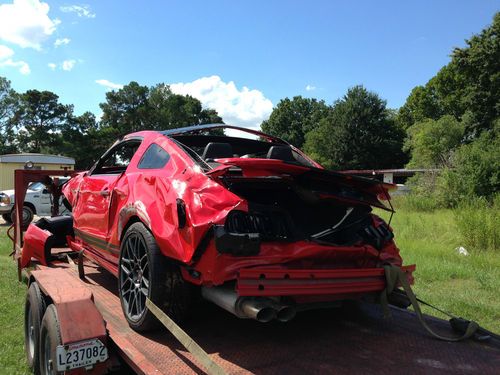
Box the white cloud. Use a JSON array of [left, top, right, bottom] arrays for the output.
[[0, 44, 30, 74], [47, 62, 56, 70], [0, 58, 30, 75], [0, 0, 59, 50], [0, 44, 14, 60], [61, 59, 76, 71], [54, 37, 70, 47], [170, 76, 273, 128], [60, 4, 95, 18], [305, 84, 316, 91], [95, 79, 123, 90]]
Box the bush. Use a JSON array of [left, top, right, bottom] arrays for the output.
[[454, 196, 499, 252]]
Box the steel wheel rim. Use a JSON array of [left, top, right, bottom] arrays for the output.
[[120, 233, 150, 322]]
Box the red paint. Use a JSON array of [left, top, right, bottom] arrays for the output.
[[20, 224, 52, 267], [59, 125, 413, 304]]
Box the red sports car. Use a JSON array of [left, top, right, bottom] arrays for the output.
[[62, 124, 413, 331]]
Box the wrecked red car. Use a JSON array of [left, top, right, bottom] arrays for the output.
[[60, 124, 414, 331]]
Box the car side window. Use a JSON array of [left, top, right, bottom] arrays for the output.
[[93, 140, 141, 175], [138, 143, 171, 169]]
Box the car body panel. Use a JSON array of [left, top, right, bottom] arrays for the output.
[[63, 124, 411, 298]]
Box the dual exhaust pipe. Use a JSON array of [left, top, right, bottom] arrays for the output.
[[201, 287, 296, 323]]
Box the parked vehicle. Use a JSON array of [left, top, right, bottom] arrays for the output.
[[0, 178, 69, 226], [59, 124, 413, 331]]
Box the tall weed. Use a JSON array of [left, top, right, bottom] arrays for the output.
[[454, 196, 499, 252]]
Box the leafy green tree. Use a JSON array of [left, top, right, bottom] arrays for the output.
[[12, 90, 71, 153], [99, 82, 223, 146], [437, 123, 500, 206], [0, 77, 18, 154], [304, 86, 406, 170], [55, 112, 105, 169], [398, 12, 499, 136], [99, 81, 150, 137], [148, 84, 222, 130], [405, 115, 465, 168], [261, 96, 330, 148]]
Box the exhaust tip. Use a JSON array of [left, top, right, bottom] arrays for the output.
[[256, 307, 277, 323], [276, 306, 296, 322]]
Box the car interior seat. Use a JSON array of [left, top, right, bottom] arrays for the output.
[[266, 145, 295, 162], [201, 142, 233, 162]]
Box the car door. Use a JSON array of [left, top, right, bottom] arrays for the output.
[[73, 139, 142, 261]]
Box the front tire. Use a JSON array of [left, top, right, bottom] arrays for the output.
[[24, 282, 47, 374], [11, 205, 34, 229], [118, 222, 193, 332]]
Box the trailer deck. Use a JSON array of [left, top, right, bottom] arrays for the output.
[[33, 260, 499, 375]]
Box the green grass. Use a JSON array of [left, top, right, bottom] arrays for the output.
[[0, 204, 498, 374], [376, 203, 500, 333], [0, 224, 30, 375]]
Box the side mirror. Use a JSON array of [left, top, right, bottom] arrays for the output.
[[42, 189, 49, 194]]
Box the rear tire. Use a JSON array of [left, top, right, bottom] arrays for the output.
[[39, 304, 63, 375], [24, 282, 46, 374], [2, 213, 12, 223], [118, 222, 193, 332]]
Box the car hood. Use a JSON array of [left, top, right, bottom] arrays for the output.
[[207, 158, 396, 211]]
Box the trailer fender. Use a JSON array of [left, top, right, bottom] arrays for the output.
[[21, 224, 54, 268], [30, 268, 107, 345]]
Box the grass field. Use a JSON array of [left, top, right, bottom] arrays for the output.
[[0, 204, 499, 374]]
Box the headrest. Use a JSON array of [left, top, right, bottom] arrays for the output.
[[201, 142, 233, 161], [266, 145, 295, 162]]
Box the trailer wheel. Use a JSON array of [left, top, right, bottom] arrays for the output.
[[118, 222, 193, 332], [24, 282, 47, 374], [39, 304, 63, 375]]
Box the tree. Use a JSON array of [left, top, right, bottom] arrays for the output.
[[99, 82, 223, 146], [304, 86, 407, 170], [56, 112, 105, 169], [99, 81, 150, 137], [12, 90, 71, 153], [404, 115, 465, 168], [148, 84, 223, 130], [261, 96, 330, 148], [0, 77, 18, 154], [398, 12, 499, 136]]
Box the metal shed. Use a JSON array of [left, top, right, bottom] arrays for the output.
[[0, 153, 75, 190]]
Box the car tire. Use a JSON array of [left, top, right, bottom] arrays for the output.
[[118, 222, 193, 332], [2, 213, 12, 223], [24, 282, 47, 374], [39, 304, 63, 375], [11, 205, 34, 229]]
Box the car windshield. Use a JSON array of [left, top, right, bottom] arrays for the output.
[[28, 182, 44, 191]]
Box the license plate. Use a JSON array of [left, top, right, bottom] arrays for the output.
[[56, 339, 108, 371]]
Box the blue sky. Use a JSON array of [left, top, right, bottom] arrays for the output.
[[0, 0, 498, 127]]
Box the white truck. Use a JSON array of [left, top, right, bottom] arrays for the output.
[[0, 179, 69, 226]]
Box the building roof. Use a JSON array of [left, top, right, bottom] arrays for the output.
[[0, 153, 75, 165]]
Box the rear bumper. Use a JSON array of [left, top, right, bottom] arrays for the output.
[[237, 265, 415, 297]]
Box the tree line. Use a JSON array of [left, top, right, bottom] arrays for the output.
[[263, 12, 499, 206], [0, 80, 222, 169], [0, 13, 498, 205]]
